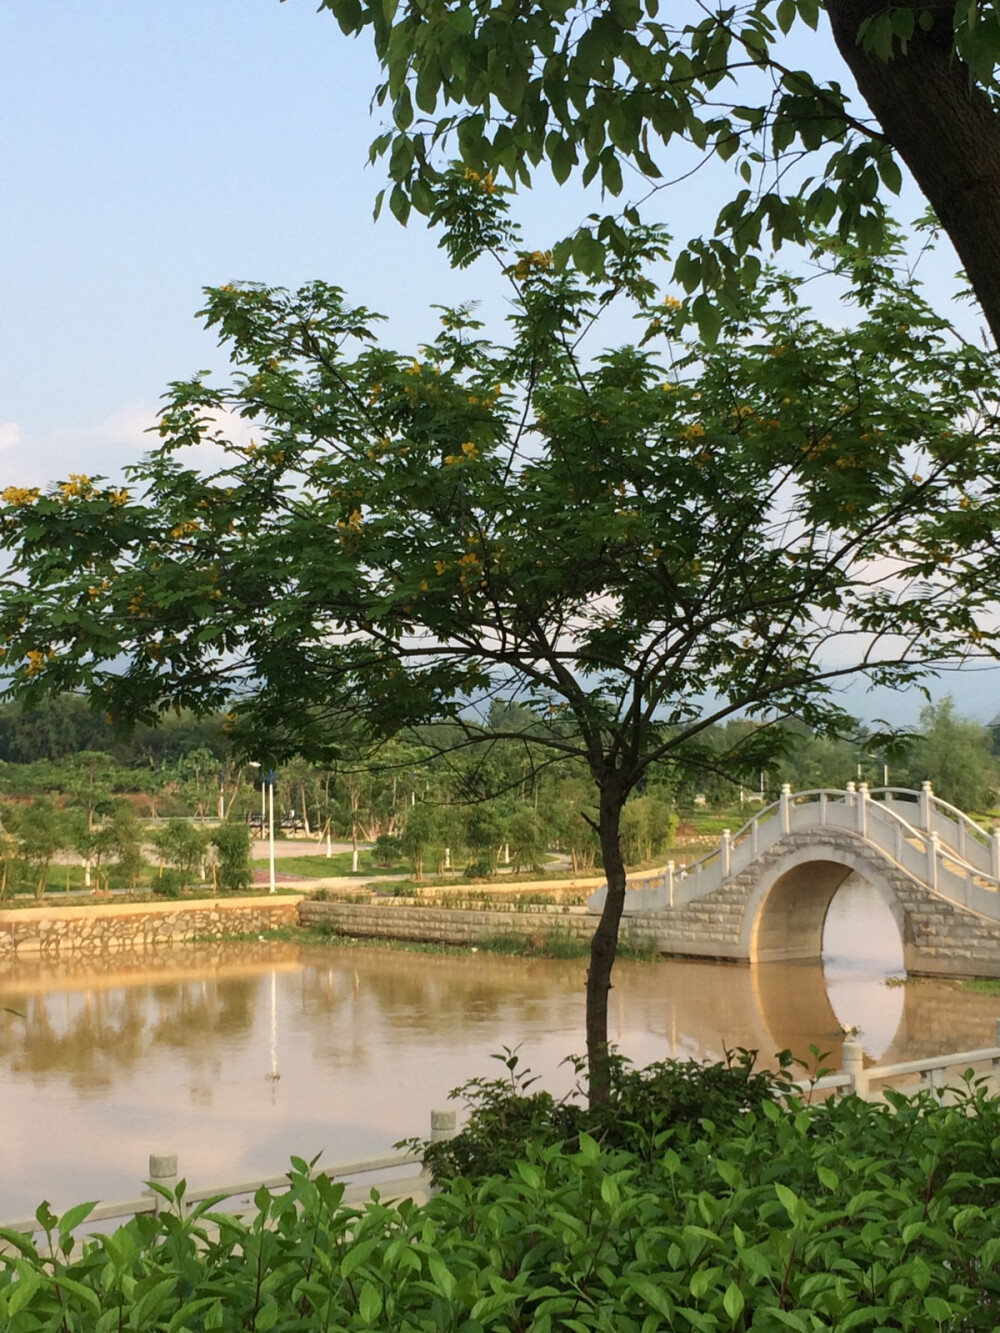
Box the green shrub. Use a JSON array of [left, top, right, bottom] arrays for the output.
[[211, 821, 252, 892]]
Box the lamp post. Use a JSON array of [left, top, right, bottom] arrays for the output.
[[267, 769, 276, 895], [248, 764, 276, 894]]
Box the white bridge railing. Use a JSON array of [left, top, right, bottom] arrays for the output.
[[593, 784, 1000, 921]]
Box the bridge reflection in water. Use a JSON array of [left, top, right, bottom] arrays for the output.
[[0, 918, 997, 1221]]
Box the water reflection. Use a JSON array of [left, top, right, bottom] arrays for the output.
[[0, 918, 996, 1222]]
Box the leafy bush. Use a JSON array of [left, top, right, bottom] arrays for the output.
[[6, 1076, 1000, 1330], [418, 1047, 798, 1181], [371, 833, 402, 867]]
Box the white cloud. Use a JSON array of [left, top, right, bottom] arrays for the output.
[[0, 422, 23, 454]]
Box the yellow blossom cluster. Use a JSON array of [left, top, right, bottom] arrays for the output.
[[662, 295, 682, 310], [59, 474, 94, 499], [170, 520, 201, 539], [1, 486, 40, 505], [681, 422, 706, 442], [512, 251, 554, 281], [463, 167, 496, 193], [444, 441, 479, 464], [25, 648, 54, 678]]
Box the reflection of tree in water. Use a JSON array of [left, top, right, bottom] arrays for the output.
[[0, 987, 148, 1092], [0, 974, 258, 1093], [293, 949, 783, 1074], [150, 978, 256, 1053]]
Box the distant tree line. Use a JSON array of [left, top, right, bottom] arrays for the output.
[[0, 694, 995, 901]]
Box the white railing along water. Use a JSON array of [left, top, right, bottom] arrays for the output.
[[0, 1109, 458, 1240], [593, 784, 1000, 920]]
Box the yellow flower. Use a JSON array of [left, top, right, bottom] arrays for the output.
[[663, 295, 682, 310], [59, 473, 93, 498], [681, 423, 706, 441], [1, 486, 40, 505], [461, 441, 478, 458], [25, 648, 54, 677]]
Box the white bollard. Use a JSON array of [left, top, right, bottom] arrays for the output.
[[429, 1109, 457, 1143], [841, 1040, 868, 1099], [148, 1153, 178, 1217], [780, 784, 792, 835], [920, 780, 934, 832]]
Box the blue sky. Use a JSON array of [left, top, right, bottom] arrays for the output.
[[2, 2, 998, 725]]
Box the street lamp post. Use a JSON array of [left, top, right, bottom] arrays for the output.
[[249, 763, 277, 895], [267, 769, 276, 895]]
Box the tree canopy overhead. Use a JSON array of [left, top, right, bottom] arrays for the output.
[[322, 0, 1000, 342], [2, 217, 999, 1093]]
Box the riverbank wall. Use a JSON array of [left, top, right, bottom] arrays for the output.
[[0, 896, 303, 957], [298, 898, 628, 949]]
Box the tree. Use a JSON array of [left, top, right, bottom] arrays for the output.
[[14, 799, 66, 898], [900, 696, 999, 810], [211, 821, 253, 893], [399, 801, 441, 880], [2, 233, 1000, 1097], [323, 0, 1000, 345], [150, 820, 208, 891]]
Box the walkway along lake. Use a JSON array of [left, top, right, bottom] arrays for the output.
[[1, 877, 997, 1220]]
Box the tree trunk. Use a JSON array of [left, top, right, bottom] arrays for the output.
[[586, 780, 628, 1105], [827, 0, 1000, 345]]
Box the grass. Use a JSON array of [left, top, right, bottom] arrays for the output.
[[0, 882, 303, 910], [250, 851, 408, 878], [230, 922, 660, 962], [956, 977, 1000, 994]]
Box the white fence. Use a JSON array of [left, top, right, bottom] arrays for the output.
[[797, 1020, 1000, 1102], [597, 784, 1000, 920], [0, 1109, 457, 1239]]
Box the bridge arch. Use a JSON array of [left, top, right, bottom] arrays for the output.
[[738, 841, 910, 964]]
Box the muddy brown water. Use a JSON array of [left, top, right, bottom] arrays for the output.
[[1, 878, 997, 1220]]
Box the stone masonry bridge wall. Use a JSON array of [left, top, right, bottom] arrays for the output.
[[622, 827, 1000, 977]]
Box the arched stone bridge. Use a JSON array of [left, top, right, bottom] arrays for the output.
[[588, 785, 1000, 977]]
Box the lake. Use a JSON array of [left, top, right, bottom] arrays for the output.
[[1, 877, 997, 1221]]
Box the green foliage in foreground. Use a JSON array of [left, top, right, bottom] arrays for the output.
[[5, 1060, 1000, 1331]]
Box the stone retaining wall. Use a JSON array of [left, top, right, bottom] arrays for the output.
[[0, 896, 302, 957], [299, 899, 625, 948]]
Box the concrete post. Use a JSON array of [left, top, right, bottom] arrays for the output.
[[751, 821, 758, 856], [927, 833, 940, 893], [840, 1040, 868, 1099], [920, 780, 934, 832], [666, 860, 675, 908], [149, 1153, 178, 1217], [818, 791, 827, 826], [429, 1109, 457, 1142], [991, 830, 1000, 881], [780, 784, 791, 835], [857, 783, 869, 837], [994, 1016, 1000, 1047], [721, 829, 731, 877]]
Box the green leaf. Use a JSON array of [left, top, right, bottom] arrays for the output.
[[359, 1282, 384, 1324], [723, 1282, 745, 1323]]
